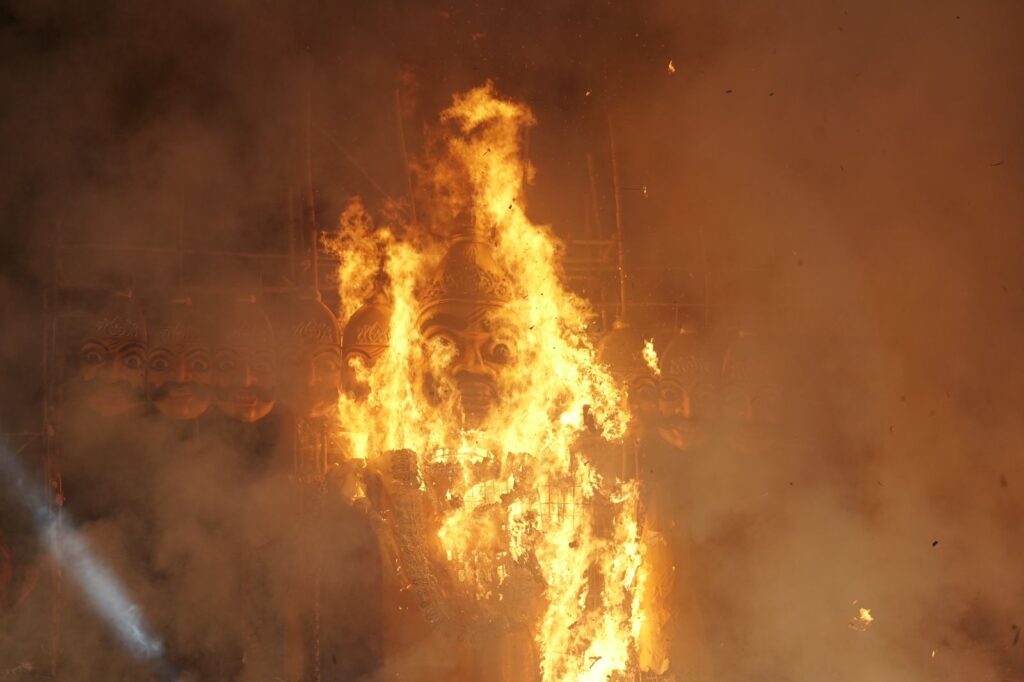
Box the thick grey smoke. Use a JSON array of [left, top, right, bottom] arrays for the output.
[[2, 0, 1023, 680]]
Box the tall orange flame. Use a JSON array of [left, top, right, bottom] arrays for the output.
[[329, 82, 653, 681]]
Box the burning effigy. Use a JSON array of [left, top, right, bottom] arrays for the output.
[[326, 82, 661, 681], [4, 3, 1023, 680]]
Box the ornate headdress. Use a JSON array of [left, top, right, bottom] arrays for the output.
[[83, 290, 147, 345], [417, 226, 514, 328], [342, 289, 391, 362], [660, 325, 714, 385], [272, 291, 341, 348], [147, 296, 208, 350], [214, 296, 274, 351]]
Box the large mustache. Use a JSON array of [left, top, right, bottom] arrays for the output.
[[150, 382, 211, 401]]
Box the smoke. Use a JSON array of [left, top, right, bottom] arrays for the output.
[[2, 0, 1023, 680]]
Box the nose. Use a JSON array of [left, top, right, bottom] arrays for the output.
[[242, 362, 256, 387], [175, 359, 190, 383], [455, 339, 488, 375], [109, 359, 126, 382], [664, 392, 692, 419]]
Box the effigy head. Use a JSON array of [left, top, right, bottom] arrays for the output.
[[596, 320, 658, 432], [417, 231, 518, 428], [212, 297, 276, 422], [656, 326, 717, 451], [272, 292, 342, 419], [76, 291, 148, 417], [145, 297, 213, 420], [341, 289, 391, 400]]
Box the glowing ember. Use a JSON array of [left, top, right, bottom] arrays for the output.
[[850, 606, 874, 631], [330, 82, 653, 680], [667, 60, 676, 74], [642, 338, 661, 376]]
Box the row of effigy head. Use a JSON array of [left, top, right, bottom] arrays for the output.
[[69, 229, 520, 429], [71, 290, 390, 422]]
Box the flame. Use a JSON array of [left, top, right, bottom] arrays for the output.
[[331, 82, 654, 680], [642, 338, 661, 376], [667, 60, 676, 74], [850, 605, 874, 631]]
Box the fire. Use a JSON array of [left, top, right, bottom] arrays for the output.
[[329, 82, 653, 680], [642, 338, 661, 376], [850, 606, 874, 631]]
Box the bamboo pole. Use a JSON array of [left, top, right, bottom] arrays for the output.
[[606, 114, 627, 321]]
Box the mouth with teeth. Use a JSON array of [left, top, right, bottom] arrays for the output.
[[454, 377, 498, 426]]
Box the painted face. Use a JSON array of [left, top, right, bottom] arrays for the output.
[[628, 375, 659, 430], [655, 334, 716, 451], [278, 341, 342, 418], [78, 337, 147, 416], [595, 323, 658, 435], [341, 293, 391, 402], [421, 308, 517, 427], [656, 377, 713, 451], [145, 302, 213, 420], [213, 348, 276, 422], [271, 296, 343, 419], [146, 343, 212, 420], [341, 350, 371, 401]]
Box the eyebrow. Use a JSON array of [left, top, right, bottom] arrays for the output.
[[420, 313, 469, 333]]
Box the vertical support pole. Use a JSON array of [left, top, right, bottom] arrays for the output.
[[606, 114, 627, 322], [305, 87, 320, 298], [288, 186, 298, 285], [395, 87, 418, 225]]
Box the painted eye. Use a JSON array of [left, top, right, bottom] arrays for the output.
[[491, 343, 511, 364], [81, 350, 104, 366], [189, 357, 210, 372], [217, 358, 236, 372], [659, 387, 681, 402], [122, 353, 143, 370], [316, 357, 340, 373], [429, 334, 459, 359], [252, 361, 271, 375], [633, 384, 656, 401], [149, 356, 170, 372]]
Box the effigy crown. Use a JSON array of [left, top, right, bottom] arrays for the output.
[[417, 222, 514, 326]]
